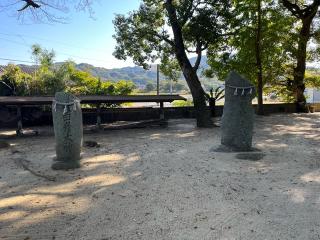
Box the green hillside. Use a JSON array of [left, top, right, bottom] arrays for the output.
[[1, 56, 221, 92]]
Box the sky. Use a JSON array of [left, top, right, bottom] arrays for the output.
[[0, 0, 141, 69]]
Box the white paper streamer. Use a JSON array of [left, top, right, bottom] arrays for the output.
[[225, 85, 254, 96], [52, 99, 81, 115]]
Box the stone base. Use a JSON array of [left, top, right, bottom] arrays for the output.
[[51, 160, 80, 170]]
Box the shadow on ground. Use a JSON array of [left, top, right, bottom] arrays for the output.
[[0, 113, 320, 240]]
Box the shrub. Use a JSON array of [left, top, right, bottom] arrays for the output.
[[172, 100, 193, 107]]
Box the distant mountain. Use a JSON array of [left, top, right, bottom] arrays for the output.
[[75, 63, 159, 87], [0, 64, 37, 75], [74, 56, 209, 87], [0, 56, 209, 88]]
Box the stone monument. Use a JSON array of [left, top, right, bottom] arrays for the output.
[[221, 71, 256, 151], [52, 92, 82, 170]]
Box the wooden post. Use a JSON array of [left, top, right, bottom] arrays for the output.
[[157, 64, 160, 96], [96, 104, 102, 129], [159, 101, 164, 120], [209, 98, 216, 117], [16, 106, 23, 136]]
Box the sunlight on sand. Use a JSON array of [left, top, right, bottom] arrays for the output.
[[82, 153, 140, 170], [91, 154, 124, 163], [0, 194, 90, 223], [0, 130, 16, 136], [0, 196, 91, 229], [149, 133, 166, 140], [175, 132, 197, 138], [288, 189, 306, 203], [1, 115, 320, 239], [33, 174, 126, 194], [247, 162, 273, 173], [82, 154, 125, 169], [256, 142, 288, 148], [272, 124, 320, 140], [0, 210, 27, 222], [0, 173, 126, 229], [301, 170, 320, 183], [148, 131, 197, 140]]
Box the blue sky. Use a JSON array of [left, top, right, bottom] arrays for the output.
[[0, 1, 141, 69]]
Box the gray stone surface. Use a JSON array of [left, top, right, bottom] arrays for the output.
[[52, 92, 83, 170], [221, 71, 256, 151]]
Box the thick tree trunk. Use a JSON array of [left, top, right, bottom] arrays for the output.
[[180, 63, 213, 127], [283, 1, 320, 112], [255, 0, 264, 115], [165, 0, 212, 127], [293, 17, 312, 112], [281, 0, 320, 112]]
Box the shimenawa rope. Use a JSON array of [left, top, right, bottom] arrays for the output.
[[52, 98, 81, 115]]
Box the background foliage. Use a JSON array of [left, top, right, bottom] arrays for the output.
[[0, 45, 135, 97]]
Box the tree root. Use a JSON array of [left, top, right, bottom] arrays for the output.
[[14, 158, 56, 182]]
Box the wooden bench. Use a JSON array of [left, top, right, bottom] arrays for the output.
[[0, 95, 186, 135]]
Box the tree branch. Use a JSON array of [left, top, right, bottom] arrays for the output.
[[153, 32, 175, 47], [18, 0, 40, 11], [180, 1, 194, 26], [281, 0, 304, 19], [193, 51, 202, 71]]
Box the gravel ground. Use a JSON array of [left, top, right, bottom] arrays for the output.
[[0, 113, 320, 240]]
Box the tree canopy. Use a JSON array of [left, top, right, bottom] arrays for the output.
[[113, 0, 232, 71], [206, 0, 297, 101], [3, 0, 320, 112], [113, 0, 233, 127]]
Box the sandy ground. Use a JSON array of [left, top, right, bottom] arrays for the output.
[[0, 113, 320, 240]]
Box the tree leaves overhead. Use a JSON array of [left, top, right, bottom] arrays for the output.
[[113, 0, 232, 127], [113, 0, 232, 70], [113, 2, 167, 69], [206, 0, 300, 101], [0, 0, 94, 23]]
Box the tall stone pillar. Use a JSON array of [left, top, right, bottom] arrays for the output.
[[52, 92, 83, 170], [221, 71, 256, 151]]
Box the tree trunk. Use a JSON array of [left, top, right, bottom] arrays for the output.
[[255, 0, 264, 115], [293, 17, 313, 112], [281, 0, 320, 112], [165, 0, 212, 127], [180, 64, 213, 127]]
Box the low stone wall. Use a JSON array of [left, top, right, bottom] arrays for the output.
[[0, 103, 298, 128], [311, 103, 320, 112]]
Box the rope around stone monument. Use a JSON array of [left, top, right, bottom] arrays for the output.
[[225, 84, 254, 96], [52, 98, 81, 115]]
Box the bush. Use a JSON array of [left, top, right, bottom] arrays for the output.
[[172, 100, 193, 107], [0, 63, 136, 98]]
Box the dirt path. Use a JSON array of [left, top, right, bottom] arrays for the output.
[[0, 113, 320, 240]]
